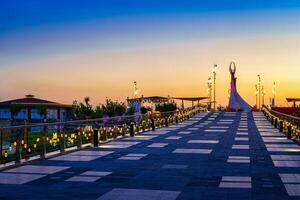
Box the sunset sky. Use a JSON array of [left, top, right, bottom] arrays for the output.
[[1, 0, 300, 106]]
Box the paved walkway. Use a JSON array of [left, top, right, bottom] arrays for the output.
[[0, 112, 300, 200]]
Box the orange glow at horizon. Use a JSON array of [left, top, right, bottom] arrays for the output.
[[0, 36, 299, 107]]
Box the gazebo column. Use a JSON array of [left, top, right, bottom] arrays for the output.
[[57, 107, 61, 121], [27, 107, 31, 121]]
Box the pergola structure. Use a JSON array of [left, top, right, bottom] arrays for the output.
[[172, 97, 208, 109], [286, 98, 300, 108], [126, 96, 169, 104], [127, 96, 208, 109]]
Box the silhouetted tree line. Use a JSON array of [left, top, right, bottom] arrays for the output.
[[72, 97, 135, 120]]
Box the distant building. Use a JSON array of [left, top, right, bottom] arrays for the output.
[[0, 95, 72, 121]]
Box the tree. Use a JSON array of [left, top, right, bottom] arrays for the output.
[[93, 105, 104, 118], [36, 104, 48, 122], [155, 102, 177, 112], [141, 106, 151, 114], [72, 97, 94, 119], [101, 99, 127, 117], [10, 104, 23, 121]]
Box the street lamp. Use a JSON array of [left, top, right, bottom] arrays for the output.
[[134, 81, 138, 98], [257, 74, 261, 110], [255, 84, 258, 106], [207, 77, 212, 111], [272, 81, 276, 107], [213, 64, 217, 112], [262, 85, 265, 106]]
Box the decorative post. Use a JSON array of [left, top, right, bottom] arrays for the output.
[[274, 118, 278, 128], [213, 64, 217, 112], [93, 129, 99, 147], [151, 118, 155, 131], [287, 125, 292, 139], [279, 121, 284, 132], [165, 117, 169, 127], [130, 123, 135, 137], [42, 126, 47, 158]]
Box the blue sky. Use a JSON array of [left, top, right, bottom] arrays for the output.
[[1, 0, 300, 61], [0, 0, 300, 105]]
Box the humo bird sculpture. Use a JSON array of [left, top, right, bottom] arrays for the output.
[[228, 62, 252, 112]]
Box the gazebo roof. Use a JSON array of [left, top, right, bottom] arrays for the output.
[[286, 98, 300, 103], [0, 95, 71, 107], [173, 97, 208, 101]]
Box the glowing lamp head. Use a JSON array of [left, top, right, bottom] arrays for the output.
[[213, 64, 217, 73]]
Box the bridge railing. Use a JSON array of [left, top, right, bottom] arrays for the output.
[[0, 106, 204, 167], [261, 105, 300, 142]]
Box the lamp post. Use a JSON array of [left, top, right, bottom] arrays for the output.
[[272, 81, 276, 107], [207, 77, 212, 111], [134, 81, 138, 98], [255, 84, 258, 107], [213, 64, 217, 112], [257, 74, 261, 110], [262, 85, 265, 106]]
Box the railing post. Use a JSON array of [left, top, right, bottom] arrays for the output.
[[165, 117, 169, 127], [287, 125, 292, 139], [113, 126, 118, 139], [41, 126, 47, 158], [271, 116, 274, 124], [93, 129, 99, 147], [279, 121, 284, 132], [175, 116, 179, 124], [121, 124, 126, 137], [77, 129, 82, 148], [15, 130, 22, 163], [130, 123, 135, 137], [274, 118, 278, 128], [151, 118, 155, 131]]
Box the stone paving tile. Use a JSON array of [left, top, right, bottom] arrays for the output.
[[66, 176, 101, 182], [81, 171, 112, 177], [219, 182, 252, 188], [0, 173, 46, 184], [178, 131, 191, 135], [4, 165, 69, 174], [162, 165, 188, 169], [188, 140, 219, 144], [235, 137, 249, 141], [173, 148, 212, 154], [97, 188, 181, 200], [283, 184, 300, 196], [165, 136, 182, 140], [227, 156, 250, 164], [273, 161, 300, 167], [204, 129, 227, 132], [187, 128, 198, 131], [232, 145, 250, 150], [222, 176, 251, 182], [147, 143, 168, 148]]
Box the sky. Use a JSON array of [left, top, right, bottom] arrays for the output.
[[0, 0, 300, 107]]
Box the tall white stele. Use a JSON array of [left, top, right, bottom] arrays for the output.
[[228, 62, 252, 112]]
